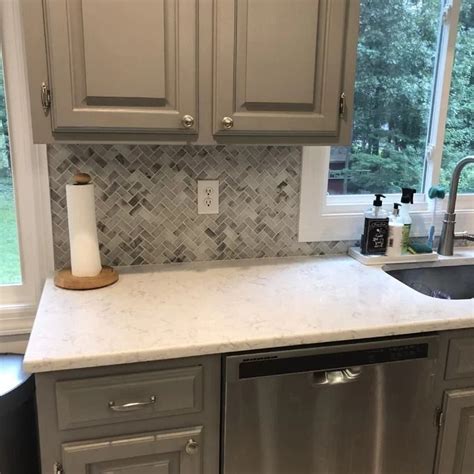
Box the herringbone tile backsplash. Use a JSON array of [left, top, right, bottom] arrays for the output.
[[48, 144, 355, 269]]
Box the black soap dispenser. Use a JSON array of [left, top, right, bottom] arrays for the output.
[[360, 194, 389, 255]]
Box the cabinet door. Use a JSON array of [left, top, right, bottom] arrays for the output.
[[436, 389, 474, 474], [61, 427, 202, 474], [213, 0, 357, 138], [44, 0, 197, 134]]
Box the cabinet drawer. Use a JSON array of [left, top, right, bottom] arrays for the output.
[[62, 426, 202, 474], [445, 337, 474, 380], [56, 366, 203, 430]]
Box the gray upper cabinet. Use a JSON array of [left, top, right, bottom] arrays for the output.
[[436, 388, 474, 474], [42, 0, 197, 134], [213, 0, 359, 141], [22, 0, 359, 144]]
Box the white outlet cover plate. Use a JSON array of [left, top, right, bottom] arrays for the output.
[[197, 180, 219, 215]]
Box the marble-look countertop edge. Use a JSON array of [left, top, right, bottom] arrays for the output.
[[24, 251, 474, 374], [24, 313, 474, 374]]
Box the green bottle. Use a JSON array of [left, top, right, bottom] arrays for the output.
[[400, 188, 416, 254]]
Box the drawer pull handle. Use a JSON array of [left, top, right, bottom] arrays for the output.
[[108, 395, 156, 412], [185, 438, 199, 455]]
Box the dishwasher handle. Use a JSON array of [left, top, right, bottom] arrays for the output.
[[312, 367, 363, 386]]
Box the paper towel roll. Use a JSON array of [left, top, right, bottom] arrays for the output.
[[66, 182, 102, 277]]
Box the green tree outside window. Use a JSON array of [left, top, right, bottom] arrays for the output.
[[329, 0, 473, 195]]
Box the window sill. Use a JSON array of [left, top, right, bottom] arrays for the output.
[[298, 147, 474, 242], [299, 207, 474, 243], [0, 304, 36, 336]]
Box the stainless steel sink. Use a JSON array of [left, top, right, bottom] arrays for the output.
[[385, 263, 473, 300]]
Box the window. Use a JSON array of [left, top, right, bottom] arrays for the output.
[[440, 0, 473, 193], [299, 0, 474, 242], [0, 0, 53, 336], [0, 50, 22, 285], [328, 0, 440, 196]]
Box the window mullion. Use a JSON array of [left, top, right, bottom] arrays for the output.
[[423, 0, 462, 195]]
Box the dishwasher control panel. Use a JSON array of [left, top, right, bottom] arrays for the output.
[[238, 342, 430, 379], [376, 343, 429, 362]]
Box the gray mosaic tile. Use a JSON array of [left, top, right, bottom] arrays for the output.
[[48, 144, 357, 269]]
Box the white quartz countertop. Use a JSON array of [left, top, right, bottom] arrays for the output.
[[24, 252, 474, 373]]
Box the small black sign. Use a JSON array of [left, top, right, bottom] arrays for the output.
[[361, 218, 389, 255]]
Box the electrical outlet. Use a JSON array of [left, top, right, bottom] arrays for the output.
[[197, 180, 219, 214]]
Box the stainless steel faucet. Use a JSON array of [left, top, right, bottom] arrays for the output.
[[438, 156, 474, 256]]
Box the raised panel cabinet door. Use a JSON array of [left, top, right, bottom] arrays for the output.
[[213, 0, 358, 138], [436, 389, 474, 474], [445, 337, 474, 380], [61, 426, 202, 474], [44, 0, 197, 133]]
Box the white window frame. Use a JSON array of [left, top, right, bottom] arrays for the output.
[[0, 0, 53, 335], [299, 0, 474, 243]]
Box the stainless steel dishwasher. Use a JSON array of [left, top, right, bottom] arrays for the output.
[[222, 335, 440, 474]]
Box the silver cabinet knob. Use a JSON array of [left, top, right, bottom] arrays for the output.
[[182, 115, 195, 128], [185, 438, 199, 455], [222, 116, 234, 130]]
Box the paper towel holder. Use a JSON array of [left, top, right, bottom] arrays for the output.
[[54, 172, 119, 290]]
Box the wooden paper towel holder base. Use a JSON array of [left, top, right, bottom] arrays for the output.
[[54, 266, 119, 290]]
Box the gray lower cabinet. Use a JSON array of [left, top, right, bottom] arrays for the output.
[[436, 389, 474, 474], [61, 426, 202, 474], [33, 331, 474, 474], [213, 0, 358, 141], [55, 366, 203, 430], [35, 356, 220, 474]]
